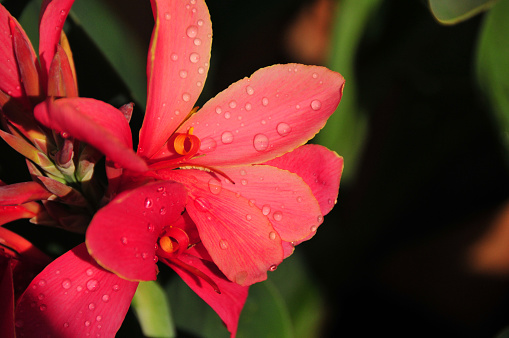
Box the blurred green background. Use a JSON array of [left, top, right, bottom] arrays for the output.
[[2, 0, 509, 337]]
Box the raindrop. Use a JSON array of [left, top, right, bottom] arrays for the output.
[[174, 110, 180, 115], [312, 72, 319, 79], [77, 285, 83, 292], [241, 179, 248, 186], [86, 279, 100, 292], [197, 19, 204, 26], [253, 134, 269, 152], [63, 322, 69, 328], [179, 70, 188, 78], [269, 231, 277, 240], [194, 38, 202, 46], [102, 294, 110, 302], [262, 97, 269, 106], [182, 93, 191, 102], [229, 100, 237, 109], [96, 315, 102, 322], [171, 53, 178, 61], [189, 52, 200, 63], [317, 215, 324, 222], [198, 67, 205, 74], [164, 12, 171, 20], [157, 186, 165, 193], [142, 252, 149, 259], [328, 199, 334, 205], [224, 112, 231, 119], [215, 106, 222, 114], [62, 279, 71, 289], [112, 285, 120, 292], [310, 100, 322, 111], [246, 86, 254, 95], [144, 198, 153, 209], [310, 225, 318, 232], [39, 304, 47, 312], [261, 120, 267, 125], [276, 123, 292, 137], [208, 179, 222, 195], [38, 279, 47, 287], [221, 131, 234, 144], [219, 239, 228, 250], [194, 197, 211, 212], [159, 207, 166, 215], [269, 265, 278, 271], [245, 103, 252, 111], [38, 293, 45, 300], [273, 211, 283, 221], [262, 205, 271, 216], [88, 303, 95, 310], [246, 214, 252, 221], [186, 25, 198, 38], [200, 137, 217, 152], [121, 237, 128, 245], [86, 269, 93, 276], [296, 196, 303, 203], [85, 320, 91, 327], [147, 223, 155, 232], [154, 256, 159, 263]]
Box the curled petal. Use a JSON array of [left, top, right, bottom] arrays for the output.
[[139, 0, 212, 158], [86, 181, 187, 281], [34, 97, 147, 172], [0, 182, 51, 205], [174, 64, 344, 166], [0, 202, 42, 226], [15, 243, 138, 337]]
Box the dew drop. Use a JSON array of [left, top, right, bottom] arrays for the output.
[[38, 279, 47, 287], [38, 293, 45, 300], [62, 279, 71, 289], [39, 304, 47, 312], [245, 103, 252, 111], [147, 223, 155, 232], [86, 268, 93, 276], [194, 197, 211, 212], [215, 106, 222, 114], [197, 19, 204, 26], [186, 25, 198, 38], [262, 97, 269, 106], [296, 196, 303, 203], [63, 322, 69, 328], [208, 179, 222, 195], [312, 72, 319, 79], [171, 53, 178, 61], [310, 99, 322, 110], [86, 279, 99, 292], [229, 100, 237, 109], [273, 211, 283, 221], [77, 285, 83, 292], [120, 237, 128, 245], [253, 134, 269, 151], [246, 86, 254, 95], [269, 231, 277, 240], [310, 225, 318, 232], [200, 137, 217, 152], [224, 111, 231, 119], [317, 215, 324, 222], [154, 256, 159, 263], [112, 285, 120, 292], [269, 264, 278, 272], [219, 239, 228, 250], [241, 179, 248, 186], [198, 67, 205, 74], [276, 122, 292, 136], [182, 93, 191, 102], [144, 198, 153, 209], [142, 252, 149, 259], [164, 12, 171, 20], [221, 131, 234, 144], [194, 38, 202, 46], [85, 320, 91, 327], [102, 294, 110, 302], [88, 303, 95, 310], [189, 52, 200, 63], [261, 120, 267, 125], [262, 205, 271, 216], [246, 214, 252, 221], [179, 70, 188, 78]]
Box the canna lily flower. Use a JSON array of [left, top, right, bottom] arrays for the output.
[[24, 0, 344, 336]]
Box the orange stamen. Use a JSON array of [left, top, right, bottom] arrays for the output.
[[159, 236, 178, 254]]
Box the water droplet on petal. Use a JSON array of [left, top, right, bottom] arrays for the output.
[[215, 106, 222, 114], [164, 12, 171, 20], [253, 134, 269, 152], [221, 131, 234, 144], [246, 214, 252, 220], [159, 207, 167, 215], [86, 269, 93, 276], [189, 52, 200, 63], [88, 303, 95, 310], [38, 279, 46, 287], [86, 279, 99, 292], [273, 211, 283, 221], [317, 215, 324, 223], [246, 86, 254, 95], [269, 231, 277, 240], [182, 93, 191, 102], [276, 123, 292, 136], [245, 103, 252, 111], [194, 38, 202, 46], [262, 97, 269, 106], [296, 196, 303, 203], [85, 320, 91, 327], [112, 285, 120, 291], [208, 179, 222, 195], [200, 137, 217, 152], [144, 198, 153, 209], [312, 72, 319, 79], [62, 279, 71, 289], [219, 239, 228, 250], [102, 294, 110, 302], [262, 205, 271, 216], [269, 264, 278, 271], [310, 225, 318, 232], [39, 304, 47, 312], [241, 179, 248, 186], [194, 197, 211, 212], [186, 25, 198, 38], [96, 315, 102, 322], [179, 70, 188, 78], [63, 322, 69, 328], [229, 100, 237, 109], [198, 67, 205, 74], [147, 223, 155, 232], [77, 285, 83, 292], [38, 293, 44, 300], [197, 19, 204, 26], [224, 111, 231, 119], [310, 99, 322, 110], [121, 237, 128, 245], [171, 53, 178, 61]]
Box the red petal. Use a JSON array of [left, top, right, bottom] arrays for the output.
[[170, 246, 248, 337], [47, 44, 78, 97], [0, 257, 15, 338], [172, 64, 344, 166], [162, 170, 284, 286], [34, 97, 148, 172], [264, 144, 343, 215], [0, 182, 51, 205], [86, 181, 187, 281], [38, 0, 75, 89], [139, 0, 212, 158], [15, 243, 138, 337], [0, 202, 42, 226]]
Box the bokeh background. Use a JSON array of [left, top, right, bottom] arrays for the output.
[[2, 0, 509, 337]]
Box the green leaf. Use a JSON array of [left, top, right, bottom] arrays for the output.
[[69, 0, 150, 106], [131, 281, 176, 338], [317, 0, 383, 184], [428, 0, 498, 25], [476, 0, 509, 154]]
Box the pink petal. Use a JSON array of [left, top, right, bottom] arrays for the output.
[[0, 182, 51, 205], [264, 144, 344, 215], [15, 243, 138, 337], [172, 64, 344, 166], [0, 202, 42, 226], [38, 0, 75, 89], [138, 0, 212, 158], [34, 97, 148, 172], [170, 246, 248, 337], [0, 257, 15, 338], [86, 181, 187, 281], [162, 170, 284, 286]]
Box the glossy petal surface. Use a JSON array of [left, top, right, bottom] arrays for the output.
[[171, 64, 344, 166], [139, 0, 212, 158], [0, 182, 51, 205], [264, 144, 343, 216], [0, 202, 42, 226], [171, 246, 248, 337], [0, 257, 15, 338], [34, 97, 147, 172], [86, 181, 186, 281], [15, 243, 138, 337]]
